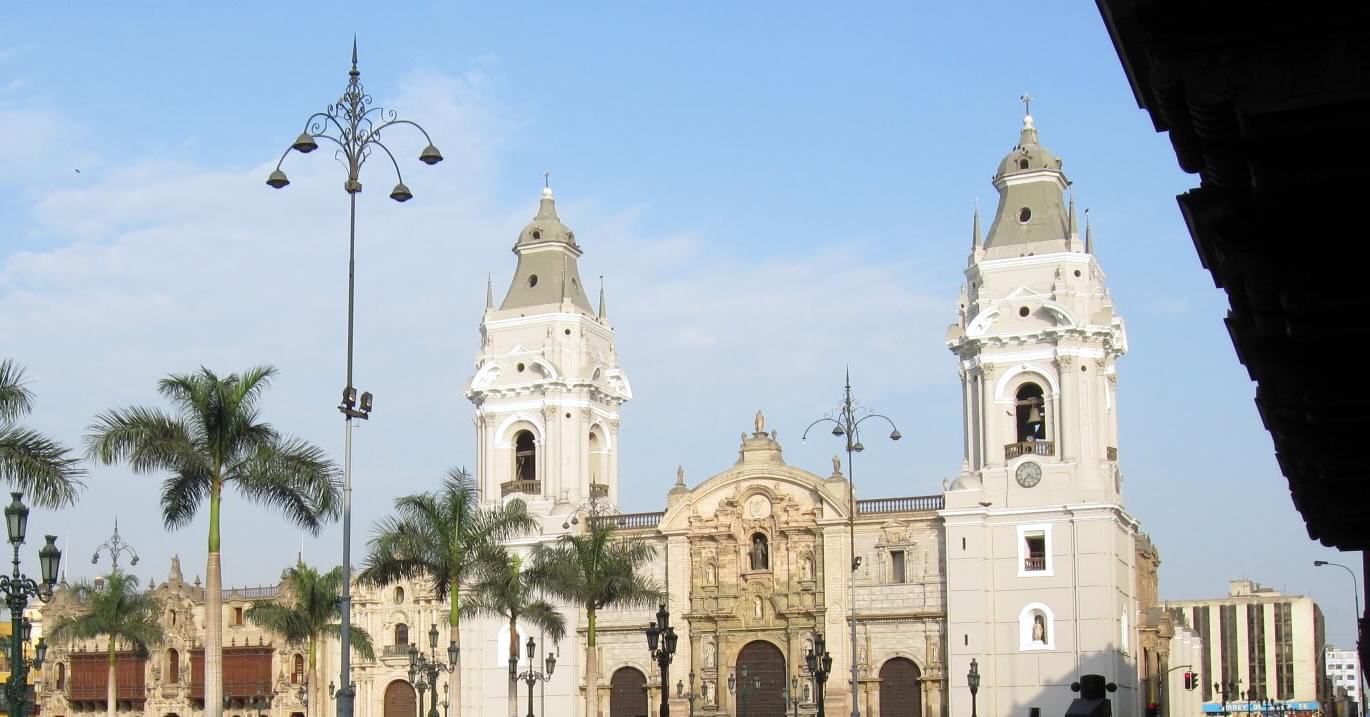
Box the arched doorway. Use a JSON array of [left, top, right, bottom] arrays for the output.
[[735, 641, 786, 717], [384, 679, 418, 717], [609, 667, 648, 717], [878, 658, 922, 717]]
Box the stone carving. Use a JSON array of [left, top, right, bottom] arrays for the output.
[[832, 455, 843, 476], [703, 640, 715, 668], [755, 410, 765, 433], [704, 563, 717, 585], [704, 681, 715, 706], [746, 495, 771, 519], [677, 465, 686, 485], [752, 596, 764, 619], [750, 534, 769, 570], [1032, 614, 1047, 643], [800, 555, 814, 581]]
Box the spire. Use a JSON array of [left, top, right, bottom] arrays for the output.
[[485, 273, 494, 309], [1068, 194, 1078, 245], [598, 275, 607, 319], [537, 185, 559, 221], [1019, 93, 1038, 147], [971, 201, 982, 253], [1085, 209, 1094, 254], [350, 36, 359, 78]]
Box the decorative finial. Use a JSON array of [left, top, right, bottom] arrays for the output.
[[1068, 194, 1078, 243], [972, 200, 982, 253], [350, 37, 359, 76], [1020, 93, 1033, 119], [676, 466, 686, 486], [1085, 208, 1094, 254], [597, 275, 607, 319], [486, 272, 494, 310]]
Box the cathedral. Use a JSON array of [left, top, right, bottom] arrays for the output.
[[37, 112, 1161, 717]]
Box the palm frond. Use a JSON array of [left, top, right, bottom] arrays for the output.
[[321, 623, 376, 660], [0, 426, 85, 508], [0, 359, 35, 423], [228, 438, 341, 534]]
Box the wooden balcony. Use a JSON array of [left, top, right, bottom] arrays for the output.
[[590, 483, 609, 499], [500, 479, 541, 497], [1005, 441, 1054, 460], [1024, 556, 1047, 572]]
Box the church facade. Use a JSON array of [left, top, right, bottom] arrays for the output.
[[36, 112, 1152, 717]]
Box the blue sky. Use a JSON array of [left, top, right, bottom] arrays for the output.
[[2, 3, 1361, 648]]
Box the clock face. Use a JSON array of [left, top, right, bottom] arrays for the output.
[[1015, 461, 1042, 488]]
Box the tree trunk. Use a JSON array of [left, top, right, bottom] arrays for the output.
[[450, 584, 462, 717], [584, 608, 598, 717], [508, 616, 519, 717], [309, 636, 319, 717], [107, 639, 117, 717], [205, 485, 224, 717]]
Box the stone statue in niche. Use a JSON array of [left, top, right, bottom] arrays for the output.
[[750, 534, 769, 570], [800, 555, 814, 581], [704, 562, 717, 585], [704, 640, 716, 668], [1032, 614, 1047, 643], [753, 596, 764, 620], [704, 681, 715, 706]]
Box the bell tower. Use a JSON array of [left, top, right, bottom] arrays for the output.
[[465, 186, 631, 512], [941, 110, 1140, 717]]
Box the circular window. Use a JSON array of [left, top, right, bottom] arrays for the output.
[[1018, 207, 1032, 223], [1019, 306, 1030, 318], [532, 230, 542, 240], [565, 412, 571, 419], [516, 363, 526, 372], [528, 274, 539, 288], [1081, 365, 1087, 372], [1074, 269, 1082, 278], [564, 329, 571, 336]]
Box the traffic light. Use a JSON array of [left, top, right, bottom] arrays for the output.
[[1146, 702, 1160, 717], [1183, 672, 1197, 691]]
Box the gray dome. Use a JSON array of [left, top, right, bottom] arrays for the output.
[[995, 117, 1063, 178], [517, 188, 579, 248]]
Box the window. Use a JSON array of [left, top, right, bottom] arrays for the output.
[[1275, 602, 1294, 699], [395, 623, 409, 646], [232, 607, 244, 626], [514, 431, 537, 482], [292, 654, 305, 684], [749, 533, 769, 571], [1018, 207, 1032, 223], [1018, 159, 1030, 170], [891, 550, 906, 583], [1248, 604, 1267, 698], [56, 662, 66, 689], [167, 649, 180, 683], [1220, 605, 1238, 689], [1015, 383, 1046, 442], [1016, 524, 1052, 577], [1195, 606, 1212, 701], [394, 586, 405, 604]]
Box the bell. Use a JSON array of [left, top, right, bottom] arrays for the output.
[[1027, 405, 1043, 426]]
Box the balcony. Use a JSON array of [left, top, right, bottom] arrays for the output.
[[1024, 556, 1047, 572], [590, 483, 609, 499], [501, 479, 541, 497], [1005, 440, 1054, 460], [382, 644, 413, 658], [588, 511, 664, 530]]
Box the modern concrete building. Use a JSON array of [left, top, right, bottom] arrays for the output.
[[1325, 646, 1363, 713], [1166, 580, 1326, 713]]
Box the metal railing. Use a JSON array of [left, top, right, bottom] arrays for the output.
[[1005, 440, 1054, 460], [382, 644, 413, 657], [1024, 556, 1047, 571], [856, 495, 944, 514], [589, 511, 664, 530], [500, 479, 542, 497]]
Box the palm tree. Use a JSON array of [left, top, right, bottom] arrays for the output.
[[530, 515, 663, 717], [247, 562, 375, 712], [466, 548, 567, 717], [0, 358, 85, 507], [47, 571, 163, 717], [358, 469, 538, 717], [85, 366, 340, 717]]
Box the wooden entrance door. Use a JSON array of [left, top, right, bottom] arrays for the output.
[[610, 667, 648, 717], [384, 679, 418, 717], [736, 641, 786, 717], [878, 658, 922, 717]]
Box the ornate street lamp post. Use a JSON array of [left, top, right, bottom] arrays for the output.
[[1, 493, 61, 717], [268, 42, 442, 717], [783, 676, 801, 717], [967, 659, 980, 717], [410, 625, 458, 717], [516, 637, 556, 717], [677, 672, 699, 717], [646, 604, 678, 717], [728, 666, 761, 717], [441, 682, 449, 717], [91, 518, 138, 571], [803, 372, 900, 717], [806, 633, 834, 717]]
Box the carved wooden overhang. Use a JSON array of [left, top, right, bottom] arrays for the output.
[[68, 651, 148, 702], [1096, 0, 1370, 550], [190, 646, 274, 699]]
